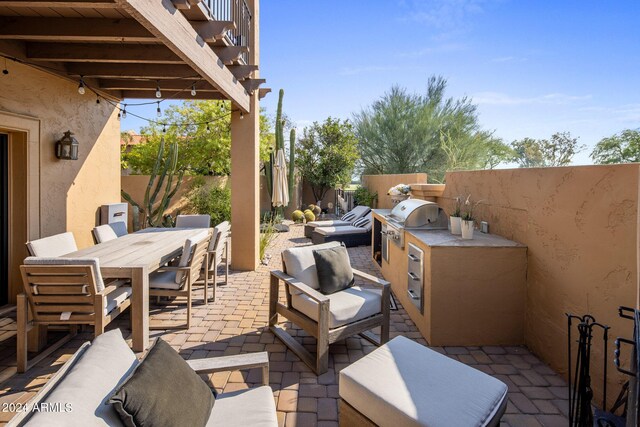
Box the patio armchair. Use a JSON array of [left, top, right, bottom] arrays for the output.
[[304, 205, 371, 238], [26, 232, 77, 257], [148, 230, 211, 328], [311, 213, 373, 247], [203, 221, 231, 304], [92, 222, 128, 243], [8, 329, 277, 427], [175, 214, 211, 228], [269, 241, 390, 374], [17, 257, 132, 373]]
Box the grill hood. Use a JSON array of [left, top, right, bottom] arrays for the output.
[[386, 199, 448, 229]]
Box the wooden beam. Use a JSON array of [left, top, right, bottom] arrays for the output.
[[212, 46, 248, 65], [228, 65, 257, 80], [191, 21, 235, 43], [0, 17, 155, 42], [121, 90, 224, 99], [241, 78, 265, 93], [258, 88, 271, 99], [171, 0, 190, 9], [98, 78, 216, 91], [118, 0, 249, 111], [27, 43, 183, 64], [0, 0, 117, 8], [65, 63, 196, 78]]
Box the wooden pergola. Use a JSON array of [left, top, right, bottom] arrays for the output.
[[0, 0, 268, 108]]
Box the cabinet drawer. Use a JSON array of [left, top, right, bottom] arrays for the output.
[[407, 243, 423, 278]]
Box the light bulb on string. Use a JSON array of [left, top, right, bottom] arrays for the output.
[[77, 76, 86, 95], [191, 83, 197, 97], [162, 124, 167, 133], [122, 105, 127, 119], [206, 123, 210, 132], [96, 95, 100, 104], [156, 102, 161, 117], [240, 112, 244, 120], [155, 82, 162, 98], [117, 111, 121, 120], [2, 57, 8, 75]]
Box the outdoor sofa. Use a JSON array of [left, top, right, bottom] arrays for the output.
[[8, 329, 277, 427], [304, 205, 371, 238], [311, 213, 373, 247]]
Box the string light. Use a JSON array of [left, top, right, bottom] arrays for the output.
[[240, 112, 244, 120], [191, 83, 197, 97], [156, 102, 161, 117], [206, 123, 210, 131], [96, 95, 101, 104], [2, 57, 8, 75], [155, 82, 162, 98], [77, 76, 86, 95], [122, 104, 127, 119], [117, 111, 121, 120]]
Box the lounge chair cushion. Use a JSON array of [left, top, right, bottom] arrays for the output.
[[281, 241, 341, 292], [109, 339, 215, 427], [24, 256, 105, 292], [176, 214, 211, 228], [26, 329, 138, 426], [207, 386, 277, 427], [105, 286, 132, 315], [314, 226, 369, 236], [340, 205, 370, 222], [26, 232, 78, 257], [306, 219, 352, 229], [313, 245, 354, 295], [339, 335, 509, 427], [291, 285, 382, 329], [352, 215, 372, 229]]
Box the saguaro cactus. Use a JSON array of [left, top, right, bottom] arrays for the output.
[[275, 89, 285, 151], [122, 136, 184, 229]]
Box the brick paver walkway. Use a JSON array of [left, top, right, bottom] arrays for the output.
[[0, 224, 569, 426]]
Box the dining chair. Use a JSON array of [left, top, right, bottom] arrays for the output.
[[92, 223, 127, 244], [18, 257, 132, 372], [149, 230, 212, 328], [175, 214, 211, 228], [203, 221, 231, 304], [26, 232, 78, 257]]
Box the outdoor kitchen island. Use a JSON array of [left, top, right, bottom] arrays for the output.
[[372, 208, 527, 346]]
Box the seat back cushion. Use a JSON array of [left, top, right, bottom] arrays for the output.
[[176, 214, 211, 228], [281, 241, 341, 291], [26, 232, 78, 257], [110, 222, 128, 237], [25, 329, 137, 427], [206, 386, 277, 427], [93, 225, 118, 244], [109, 338, 214, 427], [24, 256, 105, 292], [312, 245, 354, 295]]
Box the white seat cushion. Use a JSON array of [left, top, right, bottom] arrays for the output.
[[26, 232, 78, 257], [307, 219, 353, 229], [315, 226, 370, 236], [281, 241, 342, 291], [93, 225, 118, 243], [291, 286, 382, 329], [339, 336, 509, 427], [104, 286, 132, 315], [25, 329, 137, 426], [207, 386, 277, 427], [148, 270, 181, 290]]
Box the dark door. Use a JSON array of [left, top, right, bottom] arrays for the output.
[[0, 133, 8, 305]]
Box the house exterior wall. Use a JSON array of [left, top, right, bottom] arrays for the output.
[[0, 61, 121, 251], [362, 173, 428, 208], [436, 164, 639, 406]]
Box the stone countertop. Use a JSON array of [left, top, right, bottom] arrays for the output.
[[372, 209, 525, 248]]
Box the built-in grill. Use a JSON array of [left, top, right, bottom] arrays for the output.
[[383, 199, 448, 249]]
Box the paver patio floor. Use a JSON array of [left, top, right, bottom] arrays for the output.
[[0, 224, 569, 426]]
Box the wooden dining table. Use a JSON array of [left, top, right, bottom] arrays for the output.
[[62, 227, 211, 352]]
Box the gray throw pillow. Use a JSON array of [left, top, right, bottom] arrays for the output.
[[313, 244, 354, 295], [109, 338, 215, 427]]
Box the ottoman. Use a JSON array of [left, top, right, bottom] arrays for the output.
[[339, 336, 508, 427]]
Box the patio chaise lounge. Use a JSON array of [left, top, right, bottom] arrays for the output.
[[304, 205, 370, 238], [311, 213, 373, 247], [8, 329, 277, 427]]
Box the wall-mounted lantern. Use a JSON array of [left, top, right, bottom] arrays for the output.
[[55, 130, 79, 160]]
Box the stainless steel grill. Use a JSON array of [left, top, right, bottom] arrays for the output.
[[383, 199, 447, 248]]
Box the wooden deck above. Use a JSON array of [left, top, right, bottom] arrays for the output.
[[0, 0, 265, 109]]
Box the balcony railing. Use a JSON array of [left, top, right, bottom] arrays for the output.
[[207, 0, 251, 63]]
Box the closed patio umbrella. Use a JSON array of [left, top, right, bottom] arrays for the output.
[[272, 148, 289, 208]]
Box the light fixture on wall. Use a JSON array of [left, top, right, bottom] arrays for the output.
[[55, 130, 79, 160]]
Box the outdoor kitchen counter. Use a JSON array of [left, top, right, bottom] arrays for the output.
[[371, 209, 528, 347]]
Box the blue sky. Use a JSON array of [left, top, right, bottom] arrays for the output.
[[122, 0, 640, 165]]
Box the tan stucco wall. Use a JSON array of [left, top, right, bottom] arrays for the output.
[[0, 62, 120, 252], [438, 164, 639, 404], [362, 173, 428, 208]]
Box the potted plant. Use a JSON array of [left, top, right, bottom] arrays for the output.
[[449, 196, 462, 235], [388, 184, 411, 205], [461, 195, 481, 239]]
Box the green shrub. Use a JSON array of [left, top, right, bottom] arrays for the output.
[[184, 182, 231, 226], [292, 210, 304, 223], [353, 186, 378, 207], [259, 214, 278, 263]]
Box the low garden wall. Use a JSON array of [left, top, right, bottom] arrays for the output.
[[362, 173, 428, 208], [437, 164, 639, 407]]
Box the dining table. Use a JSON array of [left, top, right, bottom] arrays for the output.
[[62, 227, 211, 352]]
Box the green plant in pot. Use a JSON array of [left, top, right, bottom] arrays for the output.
[[449, 196, 462, 235], [461, 195, 482, 239]]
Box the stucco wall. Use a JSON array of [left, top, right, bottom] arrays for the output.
[[437, 165, 639, 404], [0, 61, 121, 250], [362, 173, 428, 208]]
